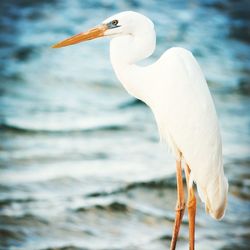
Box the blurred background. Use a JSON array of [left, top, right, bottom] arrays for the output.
[[0, 0, 249, 249]]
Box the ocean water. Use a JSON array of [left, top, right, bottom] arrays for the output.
[[0, 0, 250, 249]]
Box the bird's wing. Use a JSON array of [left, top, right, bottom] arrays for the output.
[[148, 47, 228, 219]]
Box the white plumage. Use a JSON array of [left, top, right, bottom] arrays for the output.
[[107, 11, 228, 220], [52, 10, 228, 249]]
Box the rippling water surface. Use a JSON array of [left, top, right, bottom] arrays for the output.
[[0, 0, 250, 249]]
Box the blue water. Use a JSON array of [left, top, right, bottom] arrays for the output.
[[0, 0, 250, 249]]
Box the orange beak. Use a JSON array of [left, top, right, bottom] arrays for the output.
[[52, 24, 108, 48]]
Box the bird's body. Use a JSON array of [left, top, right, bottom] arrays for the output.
[[108, 12, 228, 220], [52, 10, 228, 249]]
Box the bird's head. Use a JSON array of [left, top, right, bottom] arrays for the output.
[[52, 11, 154, 48]]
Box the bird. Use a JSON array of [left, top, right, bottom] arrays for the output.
[[52, 11, 228, 250]]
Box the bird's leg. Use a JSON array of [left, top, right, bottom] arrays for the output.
[[184, 164, 196, 250], [170, 160, 185, 250]]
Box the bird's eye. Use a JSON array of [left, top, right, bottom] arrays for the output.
[[111, 20, 118, 26]]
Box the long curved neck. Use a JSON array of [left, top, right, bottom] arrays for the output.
[[109, 28, 156, 102]]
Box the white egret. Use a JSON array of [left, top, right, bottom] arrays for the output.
[[52, 11, 228, 250]]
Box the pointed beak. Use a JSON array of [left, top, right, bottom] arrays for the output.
[[52, 24, 108, 48]]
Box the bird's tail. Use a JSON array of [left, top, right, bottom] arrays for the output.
[[197, 172, 228, 220]]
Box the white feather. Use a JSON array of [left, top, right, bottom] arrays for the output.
[[106, 11, 228, 220]]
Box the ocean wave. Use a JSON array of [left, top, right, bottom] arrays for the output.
[[0, 213, 49, 225], [118, 98, 145, 109], [41, 246, 88, 250], [0, 122, 127, 134], [0, 197, 35, 207], [76, 201, 129, 213], [41, 246, 122, 250], [86, 176, 177, 198], [0, 228, 25, 247], [74, 200, 177, 223]]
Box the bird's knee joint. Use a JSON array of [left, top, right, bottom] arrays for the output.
[[176, 202, 185, 211]]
